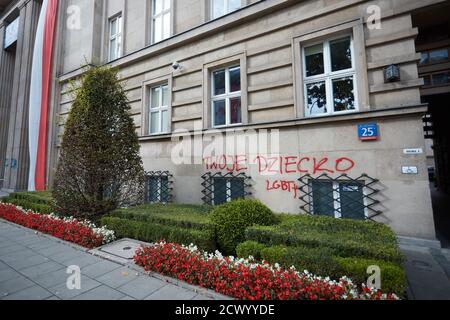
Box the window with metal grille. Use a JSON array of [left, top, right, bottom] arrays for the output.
[[298, 173, 381, 221], [146, 171, 173, 204], [201, 172, 251, 205]]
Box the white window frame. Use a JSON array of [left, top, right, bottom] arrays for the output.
[[302, 34, 358, 117], [211, 65, 242, 128], [211, 0, 242, 19], [108, 15, 123, 62], [152, 0, 171, 44], [149, 83, 169, 135]]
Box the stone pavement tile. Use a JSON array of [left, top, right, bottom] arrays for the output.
[[1, 285, 53, 300], [33, 268, 71, 288], [36, 244, 71, 257], [119, 295, 136, 300], [8, 254, 51, 271], [48, 250, 86, 264], [20, 261, 65, 278], [46, 296, 61, 300], [0, 244, 30, 256], [61, 254, 103, 269], [96, 267, 140, 289], [191, 294, 214, 301], [25, 239, 57, 251], [0, 276, 36, 296], [0, 268, 22, 283], [117, 277, 166, 300], [72, 285, 126, 300], [50, 276, 101, 300], [0, 249, 37, 263], [0, 261, 11, 271], [144, 284, 197, 300], [81, 260, 122, 279]]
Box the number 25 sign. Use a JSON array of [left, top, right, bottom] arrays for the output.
[[358, 123, 379, 141]]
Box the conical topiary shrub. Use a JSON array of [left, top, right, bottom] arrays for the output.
[[53, 66, 145, 219]]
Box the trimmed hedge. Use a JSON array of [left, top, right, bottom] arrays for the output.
[[335, 257, 406, 295], [210, 199, 277, 255], [236, 241, 406, 296], [2, 191, 54, 215], [245, 215, 403, 264], [101, 217, 216, 252]]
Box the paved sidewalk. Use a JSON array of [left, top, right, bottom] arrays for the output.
[[0, 220, 217, 300], [400, 242, 450, 300]]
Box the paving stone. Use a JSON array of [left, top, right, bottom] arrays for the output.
[[0, 245, 30, 256], [61, 254, 102, 269], [0, 276, 36, 296], [96, 267, 140, 288], [36, 244, 70, 257], [48, 250, 86, 264], [144, 284, 197, 300], [25, 239, 57, 251], [81, 260, 122, 279], [33, 268, 71, 288], [0, 268, 21, 283], [1, 285, 53, 300], [72, 285, 126, 300], [191, 294, 214, 301], [50, 276, 101, 300], [45, 296, 61, 300], [119, 295, 136, 300], [8, 254, 51, 271], [117, 277, 166, 300], [20, 261, 65, 278], [0, 249, 38, 263]]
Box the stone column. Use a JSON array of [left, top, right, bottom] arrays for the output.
[[2, 0, 42, 192]]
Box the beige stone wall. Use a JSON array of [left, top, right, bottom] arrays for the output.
[[53, 0, 446, 239]]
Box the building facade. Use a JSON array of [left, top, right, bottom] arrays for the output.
[[1, 0, 450, 241]]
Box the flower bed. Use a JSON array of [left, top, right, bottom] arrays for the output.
[[134, 242, 400, 301], [0, 203, 115, 249]]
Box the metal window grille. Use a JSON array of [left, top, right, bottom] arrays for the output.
[[201, 172, 252, 205], [145, 171, 173, 204], [298, 173, 382, 221]]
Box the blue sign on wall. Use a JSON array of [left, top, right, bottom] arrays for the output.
[[358, 123, 379, 141]]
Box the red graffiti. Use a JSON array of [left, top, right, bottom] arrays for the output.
[[204, 155, 248, 172], [266, 180, 299, 199]]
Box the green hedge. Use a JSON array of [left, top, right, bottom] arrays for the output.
[[245, 215, 403, 264], [2, 191, 54, 215], [211, 199, 277, 255], [101, 217, 216, 252], [236, 241, 406, 296], [335, 257, 406, 296], [110, 204, 213, 231]]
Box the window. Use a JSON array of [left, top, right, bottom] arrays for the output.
[[211, 0, 241, 19], [147, 176, 170, 203], [108, 15, 122, 61], [4, 17, 19, 49], [303, 36, 357, 117], [310, 180, 366, 220], [421, 71, 450, 87], [212, 177, 245, 205], [419, 48, 449, 66], [149, 84, 169, 134], [211, 66, 242, 127], [152, 0, 171, 43]]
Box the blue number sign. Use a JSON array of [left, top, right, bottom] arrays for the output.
[[358, 123, 379, 141]]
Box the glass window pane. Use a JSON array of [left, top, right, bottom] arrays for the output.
[[162, 85, 169, 106], [311, 181, 335, 217], [110, 18, 117, 36], [154, 0, 163, 15], [151, 87, 161, 109], [230, 97, 241, 124], [429, 49, 449, 63], [420, 52, 429, 65], [116, 35, 122, 58], [213, 100, 226, 126], [153, 16, 162, 42], [333, 77, 355, 112], [230, 178, 245, 200], [213, 0, 225, 19], [423, 75, 431, 86], [117, 16, 122, 33], [163, 0, 170, 10], [229, 0, 241, 12], [330, 37, 352, 72], [109, 39, 117, 60], [306, 81, 327, 115], [148, 177, 159, 202], [150, 112, 160, 134], [229, 66, 241, 92], [213, 69, 226, 96], [432, 72, 450, 85], [161, 110, 169, 133], [161, 177, 169, 203], [163, 13, 171, 39], [213, 178, 227, 205], [305, 43, 324, 77], [339, 182, 365, 220]]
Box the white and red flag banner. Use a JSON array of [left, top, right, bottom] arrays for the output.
[[28, 0, 58, 191]]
